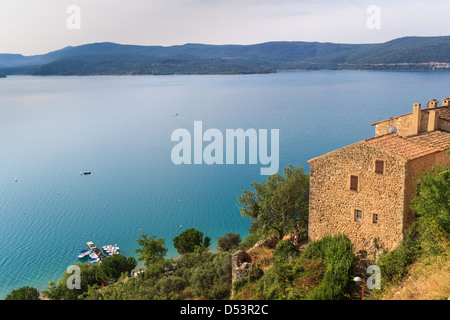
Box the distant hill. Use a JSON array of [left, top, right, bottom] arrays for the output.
[[1, 36, 450, 75]]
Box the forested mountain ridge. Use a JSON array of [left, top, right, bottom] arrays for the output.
[[1, 36, 450, 75]]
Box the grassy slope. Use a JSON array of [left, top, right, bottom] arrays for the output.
[[374, 253, 449, 300]]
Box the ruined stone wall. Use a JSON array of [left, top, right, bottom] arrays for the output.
[[403, 151, 450, 230], [308, 141, 408, 252], [231, 235, 278, 284]]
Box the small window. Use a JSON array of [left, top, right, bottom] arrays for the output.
[[350, 175, 358, 191], [375, 160, 384, 175], [373, 213, 379, 223], [354, 209, 362, 222]]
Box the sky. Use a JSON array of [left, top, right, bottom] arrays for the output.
[[1, 0, 449, 55]]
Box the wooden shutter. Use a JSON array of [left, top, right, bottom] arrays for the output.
[[350, 175, 358, 191], [375, 160, 384, 174]]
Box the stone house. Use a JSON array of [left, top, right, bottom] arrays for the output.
[[307, 98, 450, 252]]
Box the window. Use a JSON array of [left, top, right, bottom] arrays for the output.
[[354, 209, 362, 221], [350, 175, 358, 191], [373, 213, 379, 223], [375, 160, 384, 174]]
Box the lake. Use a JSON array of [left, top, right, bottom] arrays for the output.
[[0, 71, 449, 298]]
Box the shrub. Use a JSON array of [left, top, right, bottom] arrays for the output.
[[42, 262, 101, 300], [248, 267, 264, 283], [412, 163, 450, 255], [303, 234, 354, 300], [378, 224, 421, 286], [189, 252, 232, 299], [153, 276, 187, 300], [412, 163, 450, 233], [273, 239, 299, 264], [254, 255, 325, 300], [5, 286, 40, 300]]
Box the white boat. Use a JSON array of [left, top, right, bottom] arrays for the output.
[[78, 250, 91, 259], [102, 244, 120, 255], [89, 252, 98, 259]]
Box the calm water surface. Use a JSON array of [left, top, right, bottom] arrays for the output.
[[1, 71, 449, 298]]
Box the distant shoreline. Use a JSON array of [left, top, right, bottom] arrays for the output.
[[3, 67, 450, 77]]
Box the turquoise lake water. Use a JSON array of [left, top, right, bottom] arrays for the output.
[[1, 71, 449, 298]]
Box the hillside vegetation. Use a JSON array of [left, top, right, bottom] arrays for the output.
[[5, 162, 449, 300], [233, 235, 354, 300]]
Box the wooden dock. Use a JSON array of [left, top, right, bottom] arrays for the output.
[[87, 241, 106, 260]]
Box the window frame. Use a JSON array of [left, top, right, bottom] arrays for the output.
[[350, 175, 359, 191], [372, 213, 379, 223], [374, 160, 385, 175], [353, 208, 363, 222]]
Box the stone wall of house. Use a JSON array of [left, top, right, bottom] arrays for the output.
[[374, 114, 412, 137], [375, 109, 449, 137], [403, 151, 450, 229], [308, 141, 408, 252], [419, 111, 431, 133], [439, 119, 450, 132]]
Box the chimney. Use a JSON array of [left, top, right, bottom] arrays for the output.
[[442, 98, 450, 107], [427, 108, 439, 132], [427, 99, 438, 108], [411, 103, 421, 135]]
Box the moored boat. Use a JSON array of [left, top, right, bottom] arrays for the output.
[[102, 244, 120, 255], [78, 249, 91, 259]]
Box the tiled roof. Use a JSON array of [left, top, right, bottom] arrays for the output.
[[407, 130, 450, 150], [366, 130, 450, 160]]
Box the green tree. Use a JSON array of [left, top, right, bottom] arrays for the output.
[[411, 162, 450, 253], [412, 163, 450, 232], [5, 286, 40, 300], [42, 262, 100, 300], [173, 228, 210, 255], [96, 254, 137, 284], [238, 165, 309, 240], [135, 233, 168, 267], [217, 233, 241, 252], [189, 252, 232, 299]]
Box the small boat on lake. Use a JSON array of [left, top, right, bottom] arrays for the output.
[[78, 249, 91, 259], [83, 171, 91, 175], [88, 258, 99, 263], [102, 244, 120, 255]]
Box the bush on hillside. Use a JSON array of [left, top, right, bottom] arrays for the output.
[[302, 234, 354, 300], [377, 223, 421, 287], [5, 286, 40, 300]]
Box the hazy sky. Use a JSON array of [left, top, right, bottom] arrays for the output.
[[1, 0, 449, 55]]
